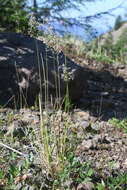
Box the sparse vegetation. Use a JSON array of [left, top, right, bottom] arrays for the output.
[[109, 118, 127, 134]]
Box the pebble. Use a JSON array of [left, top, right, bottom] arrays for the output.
[[77, 182, 94, 190]]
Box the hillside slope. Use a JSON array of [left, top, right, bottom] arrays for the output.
[[100, 22, 127, 44]]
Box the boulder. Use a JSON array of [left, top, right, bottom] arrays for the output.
[[0, 32, 87, 108]]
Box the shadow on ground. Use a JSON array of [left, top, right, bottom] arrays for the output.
[[78, 65, 127, 121]]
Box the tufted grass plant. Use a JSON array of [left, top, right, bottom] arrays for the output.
[[28, 18, 74, 185], [34, 30, 76, 188]]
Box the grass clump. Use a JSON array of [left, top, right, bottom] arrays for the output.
[[37, 108, 78, 189]]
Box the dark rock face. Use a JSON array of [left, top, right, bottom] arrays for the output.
[[0, 32, 87, 108]]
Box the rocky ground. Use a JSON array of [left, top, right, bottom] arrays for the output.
[[0, 61, 127, 189]]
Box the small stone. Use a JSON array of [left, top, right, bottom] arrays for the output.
[[80, 121, 90, 129], [112, 162, 120, 169], [81, 139, 93, 150], [123, 158, 127, 167], [77, 182, 94, 190], [117, 140, 123, 145], [74, 110, 90, 120], [75, 139, 93, 155], [21, 110, 39, 124]]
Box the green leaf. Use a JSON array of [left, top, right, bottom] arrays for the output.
[[87, 168, 94, 177]]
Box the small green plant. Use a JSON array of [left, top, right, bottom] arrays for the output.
[[52, 153, 94, 189], [95, 173, 127, 190], [87, 52, 113, 64], [109, 118, 127, 134], [0, 151, 34, 189], [0, 119, 5, 126], [106, 173, 127, 189], [96, 180, 106, 190]]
